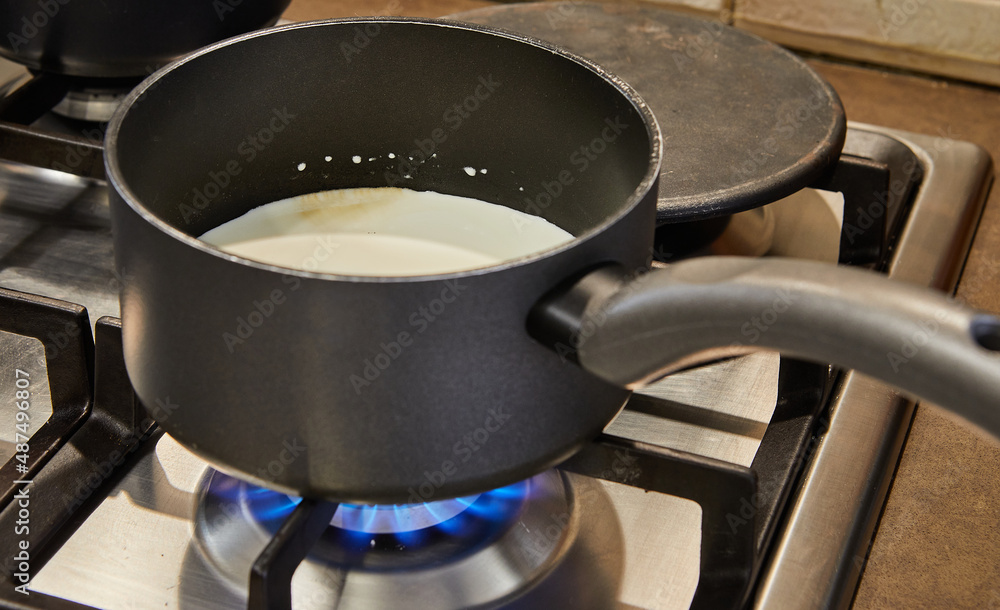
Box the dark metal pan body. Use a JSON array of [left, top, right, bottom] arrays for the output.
[[106, 19, 659, 503], [106, 18, 1000, 504], [0, 0, 290, 78]]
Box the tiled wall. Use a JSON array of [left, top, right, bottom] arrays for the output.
[[642, 0, 1000, 85]]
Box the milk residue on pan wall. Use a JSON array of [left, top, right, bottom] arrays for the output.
[[199, 187, 574, 276]]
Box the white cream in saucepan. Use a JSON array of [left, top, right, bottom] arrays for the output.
[[199, 187, 574, 276]]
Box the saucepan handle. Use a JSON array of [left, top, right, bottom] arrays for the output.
[[529, 257, 1000, 439]]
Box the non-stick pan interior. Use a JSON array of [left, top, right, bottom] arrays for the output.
[[110, 19, 656, 245]]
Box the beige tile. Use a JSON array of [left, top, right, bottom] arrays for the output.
[[735, 0, 1000, 85], [283, 0, 496, 21]]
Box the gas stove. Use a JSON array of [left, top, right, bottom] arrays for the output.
[[0, 8, 993, 610]]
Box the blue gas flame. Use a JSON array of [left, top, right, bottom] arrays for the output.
[[332, 495, 480, 534], [209, 473, 530, 554]]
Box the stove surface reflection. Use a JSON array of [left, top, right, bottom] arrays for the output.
[[29, 432, 700, 609]]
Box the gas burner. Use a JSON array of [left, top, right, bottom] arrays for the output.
[[0, 68, 138, 124], [655, 186, 846, 262], [331, 495, 482, 534], [202, 474, 531, 571], [51, 87, 130, 122], [194, 469, 577, 607], [654, 206, 777, 261]]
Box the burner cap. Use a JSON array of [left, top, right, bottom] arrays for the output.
[[52, 88, 129, 122], [453, 2, 846, 223], [193, 470, 574, 607]]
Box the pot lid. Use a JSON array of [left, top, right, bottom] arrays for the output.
[[452, 2, 847, 223]]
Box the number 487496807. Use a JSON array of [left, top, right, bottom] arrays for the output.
[[14, 369, 30, 464]]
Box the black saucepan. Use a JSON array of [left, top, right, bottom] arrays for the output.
[[105, 19, 1000, 504], [0, 0, 290, 78]]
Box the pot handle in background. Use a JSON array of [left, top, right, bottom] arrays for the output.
[[528, 257, 1000, 439]]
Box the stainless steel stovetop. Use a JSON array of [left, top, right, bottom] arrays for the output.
[[0, 56, 992, 610]]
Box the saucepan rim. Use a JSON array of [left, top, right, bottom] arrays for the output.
[[103, 16, 663, 284]]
